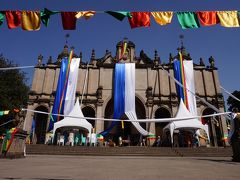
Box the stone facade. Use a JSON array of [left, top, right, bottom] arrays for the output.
[[24, 40, 228, 146]]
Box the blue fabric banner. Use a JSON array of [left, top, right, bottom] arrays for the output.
[[48, 58, 69, 131], [173, 60, 184, 102], [31, 118, 36, 134], [100, 63, 125, 136]]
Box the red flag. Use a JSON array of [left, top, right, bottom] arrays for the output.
[[61, 12, 77, 30], [128, 12, 150, 28], [5, 11, 21, 29], [197, 11, 219, 26]]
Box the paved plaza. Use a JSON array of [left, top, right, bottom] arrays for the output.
[[0, 155, 239, 180]]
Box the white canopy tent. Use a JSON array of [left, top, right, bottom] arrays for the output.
[[163, 100, 209, 144], [52, 99, 93, 139]]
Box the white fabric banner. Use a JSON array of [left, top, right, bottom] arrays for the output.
[[64, 58, 80, 115], [183, 60, 198, 116], [125, 63, 135, 112], [125, 63, 152, 136]]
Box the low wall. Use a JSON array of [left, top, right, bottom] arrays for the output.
[[1, 130, 28, 159]]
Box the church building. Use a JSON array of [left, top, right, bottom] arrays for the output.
[[24, 40, 228, 147]]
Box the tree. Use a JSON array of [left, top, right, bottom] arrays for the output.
[[0, 54, 29, 133], [227, 90, 240, 111]]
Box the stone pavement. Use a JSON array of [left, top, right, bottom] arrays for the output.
[[0, 155, 239, 180]]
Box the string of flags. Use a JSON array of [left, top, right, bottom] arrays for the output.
[[0, 108, 20, 117], [0, 9, 240, 30], [0, 110, 10, 116]]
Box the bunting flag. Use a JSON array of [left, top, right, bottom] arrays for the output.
[[217, 11, 239, 27], [75, 11, 96, 19], [48, 57, 69, 131], [3, 110, 9, 115], [105, 11, 132, 21], [63, 58, 80, 115], [5, 11, 21, 29], [1, 128, 18, 155], [128, 12, 151, 28], [151, 11, 173, 25], [197, 11, 219, 26], [238, 11, 240, 22], [40, 8, 59, 27], [61, 12, 77, 30], [22, 11, 41, 31], [1, 9, 240, 30], [0, 11, 5, 26], [177, 12, 200, 29]]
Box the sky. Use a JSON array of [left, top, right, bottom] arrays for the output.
[[0, 0, 240, 104]]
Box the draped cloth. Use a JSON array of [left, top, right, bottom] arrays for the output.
[[177, 12, 200, 29], [105, 11, 132, 21], [22, 11, 41, 31], [183, 60, 198, 116], [100, 64, 125, 136], [173, 60, 185, 102], [217, 11, 239, 27], [197, 11, 219, 26], [64, 58, 80, 116], [48, 58, 69, 131], [151, 11, 173, 25], [124, 64, 150, 136], [5, 11, 21, 29], [100, 63, 152, 136], [128, 12, 151, 28], [61, 12, 77, 30]]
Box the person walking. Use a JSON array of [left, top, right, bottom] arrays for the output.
[[228, 108, 240, 162]]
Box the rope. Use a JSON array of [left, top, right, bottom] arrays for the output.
[[220, 85, 240, 102], [0, 66, 35, 70], [21, 107, 231, 123]]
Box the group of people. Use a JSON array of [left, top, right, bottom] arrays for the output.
[[45, 129, 98, 147]]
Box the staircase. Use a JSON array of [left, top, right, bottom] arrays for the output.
[[26, 145, 233, 157]]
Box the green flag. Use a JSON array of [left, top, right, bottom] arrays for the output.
[[177, 12, 200, 29], [105, 11, 132, 21], [40, 8, 59, 27], [0, 11, 5, 26]]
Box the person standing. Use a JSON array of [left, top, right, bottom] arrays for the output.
[[228, 108, 240, 162]]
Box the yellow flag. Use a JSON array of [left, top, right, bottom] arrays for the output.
[[217, 11, 239, 27], [75, 11, 96, 20], [151, 11, 173, 25], [22, 11, 41, 30], [3, 110, 9, 115]]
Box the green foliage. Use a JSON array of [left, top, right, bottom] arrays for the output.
[[0, 54, 29, 134], [227, 90, 240, 111]]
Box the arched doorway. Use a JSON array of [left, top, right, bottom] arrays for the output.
[[155, 107, 171, 136], [34, 106, 48, 144], [155, 107, 171, 146], [104, 97, 146, 145], [202, 108, 223, 147], [82, 106, 96, 130]]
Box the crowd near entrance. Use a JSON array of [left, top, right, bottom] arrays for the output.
[[31, 104, 222, 148]]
